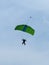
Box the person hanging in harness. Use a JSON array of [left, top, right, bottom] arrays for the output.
[[22, 39, 26, 45]]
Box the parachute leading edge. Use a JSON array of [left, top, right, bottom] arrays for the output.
[[15, 24, 35, 35]]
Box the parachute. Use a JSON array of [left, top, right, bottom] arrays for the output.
[[15, 24, 35, 36]]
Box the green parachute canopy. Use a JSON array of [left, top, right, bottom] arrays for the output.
[[15, 24, 35, 36]]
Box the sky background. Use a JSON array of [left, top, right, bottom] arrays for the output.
[[0, 0, 49, 65]]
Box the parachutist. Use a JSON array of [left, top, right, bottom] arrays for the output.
[[22, 39, 26, 45]]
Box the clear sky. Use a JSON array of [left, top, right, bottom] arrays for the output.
[[0, 0, 49, 65]]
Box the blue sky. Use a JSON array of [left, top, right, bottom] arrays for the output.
[[0, 0, 49, 65]]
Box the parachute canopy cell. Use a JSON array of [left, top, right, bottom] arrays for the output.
[[15, 24, 35, 35]]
